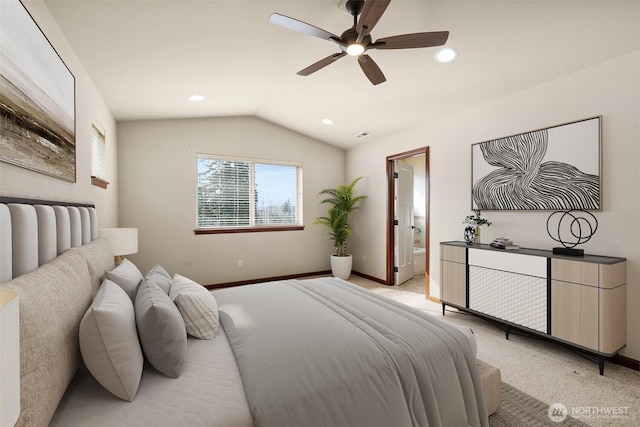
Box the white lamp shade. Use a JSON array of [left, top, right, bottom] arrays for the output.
[[0, 289, 20, 427], [98, 228, 138, 256]]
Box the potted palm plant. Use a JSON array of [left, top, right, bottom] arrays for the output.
[[314, 177, 367, 279]]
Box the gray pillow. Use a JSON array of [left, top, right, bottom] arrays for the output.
[[145, 264, 172, 294], [106, 258, 143, 301], [135, 279, 187, 378], [170, 274, 219, 340], [79, 279, 144, 401]]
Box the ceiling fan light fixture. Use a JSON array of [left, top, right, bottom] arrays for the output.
[[346, 43, 365, 56], [321, 118, 334, 125], [434, 47, 458, 63]]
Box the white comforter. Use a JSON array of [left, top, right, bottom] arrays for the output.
[[217, 277, 489, 427]]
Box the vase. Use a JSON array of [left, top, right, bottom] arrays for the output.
[[331, 254, 353, 280], [464, 226, 476, 245], [475, 225, 481, 244]]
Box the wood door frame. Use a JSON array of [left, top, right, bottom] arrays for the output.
[[386, 147, 431, 290]]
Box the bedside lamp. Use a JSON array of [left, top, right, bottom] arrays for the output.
[[0, 289, 20, 427], [98, 228, 138, 264]]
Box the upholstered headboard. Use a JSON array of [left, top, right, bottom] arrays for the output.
[[0, 198, 98, 283], [0, 198, 115, 426]]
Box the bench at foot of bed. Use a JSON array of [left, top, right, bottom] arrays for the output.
[[477, 359, 501, 416]]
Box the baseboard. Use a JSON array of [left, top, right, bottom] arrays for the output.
[[352, 270, 389, 285], [616, 354, 640, 371], [205, 270, 331, 289]]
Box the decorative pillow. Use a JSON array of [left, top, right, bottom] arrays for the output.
[[79, 279, 144, 401], [135, 279, 187, 378], [106, 258, 143, 301], [145, 264, 172, 294], [170, 274, 219, 340]]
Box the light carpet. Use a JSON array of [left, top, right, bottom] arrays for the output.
[[347, 275, 640, 427]]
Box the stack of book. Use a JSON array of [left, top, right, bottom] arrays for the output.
[[490, 237, 520, 250]]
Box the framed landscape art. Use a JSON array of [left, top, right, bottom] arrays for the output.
[[471, 116, 601, 211], [0, 0, 76, 182]]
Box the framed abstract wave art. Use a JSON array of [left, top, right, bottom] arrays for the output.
[[471, 117, 601, 211], [0, 0, 76, 182]]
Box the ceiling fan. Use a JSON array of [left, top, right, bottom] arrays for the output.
[[269, 0, 449, 85]]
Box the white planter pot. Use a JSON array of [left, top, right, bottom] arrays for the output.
[[331, 254, 353, 280]]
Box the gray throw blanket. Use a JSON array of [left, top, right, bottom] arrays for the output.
[[216, 277, 488, 427]]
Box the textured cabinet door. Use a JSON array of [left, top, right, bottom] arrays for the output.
[[551, 258, 627, 353], [440, 245, 466, 307], [551, 280, 599, 350], [441, 260, 466, 307]]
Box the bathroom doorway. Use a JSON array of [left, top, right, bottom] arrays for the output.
[[386, 148, 430, 293]]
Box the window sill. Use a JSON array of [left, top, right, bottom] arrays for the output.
[[91, 176, 109, 189], [195, 225, 304, 235]]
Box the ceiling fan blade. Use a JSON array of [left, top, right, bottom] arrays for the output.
[[358, 54, 386, 85], [356, 0, 391, 37], [269, 13, 340, 41], [297, 52, 347, 76], [372, 31, 449, 49]]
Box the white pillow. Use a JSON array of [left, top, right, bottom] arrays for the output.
[[136, 279, 187, 378], [170, 274, 219, 340], [79, 279, 144, 401], [106, 258, 143, 301], [145, 264, 172, 294]]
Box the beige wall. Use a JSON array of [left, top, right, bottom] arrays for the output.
[[0, 0, 118, 227], [347, 51, 640, 359], [117, 116, 345, 285]]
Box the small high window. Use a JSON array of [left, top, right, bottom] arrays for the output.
[[90, 122, 108, 188]]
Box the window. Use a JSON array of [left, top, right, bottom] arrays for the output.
[[196, 155, 302, 232], [91, 122, 108, 188]]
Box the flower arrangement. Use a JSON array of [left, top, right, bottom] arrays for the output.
[[463, 210, 491, 245], [463, 209, 492, 227]]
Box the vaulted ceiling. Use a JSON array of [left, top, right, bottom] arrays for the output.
[[44, 0, 640, 149]]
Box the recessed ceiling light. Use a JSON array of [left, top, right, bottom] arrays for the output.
[[321, 118, 334, 125], [434, 47, 458, 63], [188, 95, 205, 102]]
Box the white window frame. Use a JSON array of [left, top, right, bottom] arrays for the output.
[[195, 154, 303, 233]]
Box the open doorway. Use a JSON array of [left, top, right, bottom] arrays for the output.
[[386, 147, 436, 299]]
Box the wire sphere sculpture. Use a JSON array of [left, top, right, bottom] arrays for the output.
[[546, 210, 598, 249]]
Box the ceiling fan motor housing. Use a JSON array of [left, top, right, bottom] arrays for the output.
[[345, 0, 365, 17], [341, 28, 371, 47]]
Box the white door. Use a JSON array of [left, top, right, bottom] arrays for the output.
[[395, 161, 414, 285]]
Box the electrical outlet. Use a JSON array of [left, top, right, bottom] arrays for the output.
[[237, 259, 243, 268], [362, 254, 366, 262]]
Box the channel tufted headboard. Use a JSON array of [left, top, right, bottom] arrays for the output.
[[0, 198, 115, 426], [0, 198, 98, 283]]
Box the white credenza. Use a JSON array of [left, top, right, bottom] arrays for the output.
[[440, 241, 626, 374]]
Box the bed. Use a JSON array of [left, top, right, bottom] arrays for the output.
[[0, 200, 492, 427]]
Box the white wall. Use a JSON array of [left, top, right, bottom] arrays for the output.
[[347, 51, 640, 359], [117, 116, 345, 285], [0, 0, 118, 227]]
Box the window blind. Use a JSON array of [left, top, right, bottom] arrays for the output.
[[91, 123, 106, 180]]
